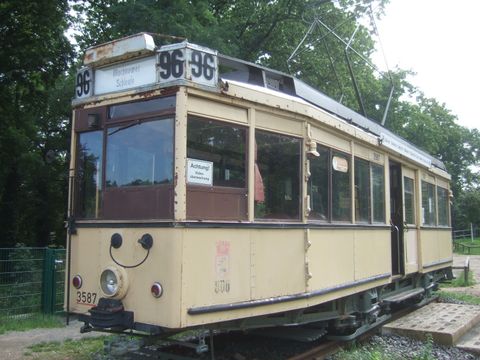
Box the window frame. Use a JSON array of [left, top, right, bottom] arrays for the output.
[[353, 156, 386, 225], [74, 95, 177, 220], [437, 186, 450, 227], [186, 116, 249, 221], [421, 180, 437, 227], [308, 146, 352, 224], [254, 129, 302, 221]]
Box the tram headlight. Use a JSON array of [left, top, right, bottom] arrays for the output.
[[100, 267, 128, 298]]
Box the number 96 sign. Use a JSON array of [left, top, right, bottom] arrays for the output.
[[157, 44, 218, 88]]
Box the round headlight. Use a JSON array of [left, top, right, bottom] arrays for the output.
[[100, 269, 119, 296], [99, 266, 128, 299]]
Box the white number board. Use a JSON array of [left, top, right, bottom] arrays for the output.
[[187, 158, 213, 186], [94, 56, 157, 95], [157, 43, 218, 88]]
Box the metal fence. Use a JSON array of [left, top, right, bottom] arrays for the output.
[[0, 247, 65, 318]]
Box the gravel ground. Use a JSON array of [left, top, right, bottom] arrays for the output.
[[343, 333, 480, 360]]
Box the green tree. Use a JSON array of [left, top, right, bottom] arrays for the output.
[[0, 1, 74, 246], [70, 0, 480, 231]]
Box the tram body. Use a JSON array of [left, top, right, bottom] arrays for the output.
[[67, 34, 452, 335]]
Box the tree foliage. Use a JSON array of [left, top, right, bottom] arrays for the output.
[[0, 0, 74, 246], [1, 0, 480, 247]]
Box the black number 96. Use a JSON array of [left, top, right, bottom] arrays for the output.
[[76, 69, 91, 98]]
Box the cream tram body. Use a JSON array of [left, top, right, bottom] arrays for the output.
[[67, 34, 452, 333]]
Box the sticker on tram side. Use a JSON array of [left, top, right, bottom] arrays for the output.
[[214, 240, 231, 294], [76, 291, 97, 306]]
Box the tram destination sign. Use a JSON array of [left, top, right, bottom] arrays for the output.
[[75, 42, 218, 100], [95, 56, 157, 95]]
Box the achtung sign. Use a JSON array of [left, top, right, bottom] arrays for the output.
[[187, 158, 213, 186]]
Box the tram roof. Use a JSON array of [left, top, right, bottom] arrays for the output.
[[218, 53, 446, 172], [77, 33, 447, 173]]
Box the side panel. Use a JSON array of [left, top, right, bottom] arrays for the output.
[[354, 229, 391, 280], [420, 228, 453, 270], [308, 229, 355, 289], [251, 229, 306, 299]]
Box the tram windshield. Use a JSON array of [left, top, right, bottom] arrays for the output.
[[75, 96, 175, 220], [106, 118, 173, 187]]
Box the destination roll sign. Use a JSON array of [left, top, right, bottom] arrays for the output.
[[75, 41, 218, 100]]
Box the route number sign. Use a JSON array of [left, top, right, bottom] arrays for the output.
[[157, 44, 218, 88], [75, 68, 93, 99]]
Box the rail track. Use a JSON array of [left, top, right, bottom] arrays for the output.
[[100, 297, 439, 360]]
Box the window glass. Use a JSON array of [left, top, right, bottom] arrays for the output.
[[421, 181, 436, 226], [108, 96, 175, 119], [106, 118, 173, 187], [308, 146, 329, 220], [187, 118, 246, 187], [354, 158, 370, 222], [404, 177, 415, 224], [77, 131, 103, 218], [255, 130, 301, 220], [332, 152, 351, 222], [437, 186, 450, 226], [372, 164, 385, 223]]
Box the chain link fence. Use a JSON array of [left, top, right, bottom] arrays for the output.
[[0, 247, 65, 318]]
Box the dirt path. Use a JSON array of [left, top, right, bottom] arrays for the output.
[[0, 319, 99, 360]]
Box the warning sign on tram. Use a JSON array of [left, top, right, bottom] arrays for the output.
[[186, 158, 214, 186]]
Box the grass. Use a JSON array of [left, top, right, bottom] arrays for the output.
[[332, 344, 399, 360], [25, 336, 107, 360], [331, 336, 436, 360], [0, 313, 65, 335], [440, 268, 476, 288], [453, 236, 480, 255], [437, 290, 480, 305]]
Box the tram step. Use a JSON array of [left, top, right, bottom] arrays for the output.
[[382, 288, 425, 304]]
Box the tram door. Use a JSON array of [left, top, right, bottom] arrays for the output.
[[389, 161, 404, 275], [403, 168, 418, 273]]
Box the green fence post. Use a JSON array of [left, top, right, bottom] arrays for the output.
[[42, 248, 55, 314]]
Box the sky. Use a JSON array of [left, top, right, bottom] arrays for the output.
[[373, 0, 480, 130]]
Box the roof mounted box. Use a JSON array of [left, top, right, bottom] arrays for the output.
[[84, 33, 156, 67]]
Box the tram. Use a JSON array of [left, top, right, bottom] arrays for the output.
[[67, 33, 452, 340]]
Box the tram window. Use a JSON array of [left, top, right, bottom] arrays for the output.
[[421, 181, 436, 226], [309, 145, 329, 220], [106, 118, 174, 187], [187, 118, 246, 188], [255, 130, 301, 220], [372, 164, 385, 223], [437, 186, 450, 226], [332, 152, 351, 222], [108, 96, 176, 119], [76, 131, 103, 218], [404, 177, 415, 224], [354, 158, 370, 223]]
